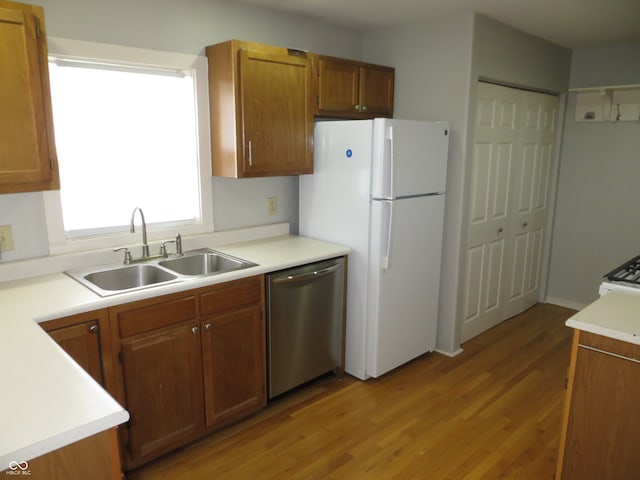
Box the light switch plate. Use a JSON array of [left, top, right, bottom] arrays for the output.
[[267, 197, 278, 216], [0, 225, 14, 251]]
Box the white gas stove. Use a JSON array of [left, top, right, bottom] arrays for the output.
[[599, 254, 640, 296]]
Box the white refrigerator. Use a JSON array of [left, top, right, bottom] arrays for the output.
[[299, 118, 449, 380]]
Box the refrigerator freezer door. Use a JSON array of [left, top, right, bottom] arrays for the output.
[[371, 119, 449, 199], [367, 194, 445, 377], [299, 120, 373, 380]]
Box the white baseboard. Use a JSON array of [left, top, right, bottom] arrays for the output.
[[545, 296, 588, 311], [434, 347, 464, 358]]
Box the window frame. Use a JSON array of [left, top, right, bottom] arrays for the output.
[[43, 38, 213, 255]]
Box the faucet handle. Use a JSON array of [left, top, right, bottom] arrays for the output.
[[175, 233, 183, 256], [160, 240, 175, 257], [114, 247, 132, 265]]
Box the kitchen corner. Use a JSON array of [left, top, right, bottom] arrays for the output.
[[0, 226, 349, 471]]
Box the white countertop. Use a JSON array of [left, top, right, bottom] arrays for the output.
[[566, 290, 640, 345], [0, 234, 349, 469]]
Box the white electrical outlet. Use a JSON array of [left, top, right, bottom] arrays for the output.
[[0, 225, 14, 251], [266, 197, 278, 216]]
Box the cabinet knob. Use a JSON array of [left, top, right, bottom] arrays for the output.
[[362, 105, 368, 112], [354, 104, 361, 112], [191, 326, 199, 335], [522, 221, 528, 228], [497, 227, 503, 234], [89, 324, 99, 334], [204, 323, 212, 331]]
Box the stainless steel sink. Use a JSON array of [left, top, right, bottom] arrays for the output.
[[84, 264, 177, 291], [159, 251, 255, 276], [68, 264, 179, 297], [66, 248, 257, 297]]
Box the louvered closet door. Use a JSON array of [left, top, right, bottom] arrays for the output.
[[462, 82, 558, 343]]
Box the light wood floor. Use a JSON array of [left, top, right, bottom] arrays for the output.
[[128, 303, 575, 480]]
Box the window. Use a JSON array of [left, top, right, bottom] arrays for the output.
[[43, 38, 212, 254]]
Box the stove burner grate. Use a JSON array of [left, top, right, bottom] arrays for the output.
[[604, 254, 640, 285]]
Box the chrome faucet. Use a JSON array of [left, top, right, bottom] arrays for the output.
[[130, 207, 149, 258]]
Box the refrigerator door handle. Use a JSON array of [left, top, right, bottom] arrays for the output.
[[387, 126, 395, 199], [381, 200, 394, 270]]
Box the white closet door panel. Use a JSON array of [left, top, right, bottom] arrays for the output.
[[463, 81, 559, 342]]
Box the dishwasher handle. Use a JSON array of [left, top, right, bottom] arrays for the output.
[[271, 263, 341, 285]]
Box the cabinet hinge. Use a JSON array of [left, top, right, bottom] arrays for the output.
[[316, 95, 320, 106], [118, 350, 123, 363], [564, 377, 568, 389]]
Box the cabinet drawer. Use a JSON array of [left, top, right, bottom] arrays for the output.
[[118, 296, 196, 338], [579, 330, 640, 362], [200, 277, 262, 317]]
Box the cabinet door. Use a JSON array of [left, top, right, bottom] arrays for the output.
[[47, 320, 103, 385], [560, 341, 640, 479], [316, 57, 360, 116], [0, 1, 58, 193], [202, 304, 266, 428], [359, 65, 394, 117], [120, 321, 204, 465], [238, 48, 313, 176]]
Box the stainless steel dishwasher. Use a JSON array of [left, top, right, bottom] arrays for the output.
[[266, 256, 345, 399]]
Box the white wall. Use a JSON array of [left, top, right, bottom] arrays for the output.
[[363, 13, 475, 355], [472, 15, 571, 93], [0, 0, 362, 260], [547, 42, 640, 307]]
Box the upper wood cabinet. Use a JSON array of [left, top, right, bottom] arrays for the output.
[[206, 40, 314, 178], [0, 0, 59, 194], [315, 55, 394, 119]]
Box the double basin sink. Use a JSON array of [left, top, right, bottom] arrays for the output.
[[66, 248, 257, 297]]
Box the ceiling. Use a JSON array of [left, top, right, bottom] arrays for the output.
[[224, 0, 640, 49]]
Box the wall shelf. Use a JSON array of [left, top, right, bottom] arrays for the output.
[[570, 84, 640, 122]]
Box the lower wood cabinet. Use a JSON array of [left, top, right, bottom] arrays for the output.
[[42, 310, 108, 386], [40, 312, 121, 479], [119, 317, 204, 464], [202, 307, 264, 427], [556, 330, 640, 479], [24, 428, 121, 480], [109, 275, 266, 469]]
